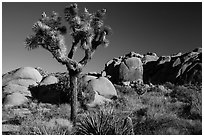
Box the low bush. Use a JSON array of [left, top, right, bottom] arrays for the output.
[[115, 82, 202, 135], [133, 114, 201, 135], [17, 103, 73, 135]]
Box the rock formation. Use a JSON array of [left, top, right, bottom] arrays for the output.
[[2, 67, 42, 108], [104, 48, 201, 85], [40, 75, 59, 85], [143, 48, 202, 85], [104, 52, 143, 84], [81, 75, 118, 107]]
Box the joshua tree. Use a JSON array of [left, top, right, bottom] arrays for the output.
[[25, 3, 112, 125]]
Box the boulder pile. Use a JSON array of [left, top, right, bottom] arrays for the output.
[[104, 48, 202, 85], [143, 48, 202, 84], [2, 67, 42, 108], [2, 67, 117, 108]]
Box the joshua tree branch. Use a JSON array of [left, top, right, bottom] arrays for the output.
[[79, 49, 94, 67], [68, 40, 79, 59], [46, 48, 79, 71]]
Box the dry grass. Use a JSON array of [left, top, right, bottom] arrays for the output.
[[2, 82, 202, 135]]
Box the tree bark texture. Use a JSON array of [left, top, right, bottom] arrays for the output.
[[70, 71, 79, 126]]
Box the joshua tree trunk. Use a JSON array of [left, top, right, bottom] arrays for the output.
[[69, 69, 80, 126]]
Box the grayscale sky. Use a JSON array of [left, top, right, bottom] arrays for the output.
[[2, 2, 202, 74]]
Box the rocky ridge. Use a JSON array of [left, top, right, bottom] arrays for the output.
[[104, 48, 202, 85]]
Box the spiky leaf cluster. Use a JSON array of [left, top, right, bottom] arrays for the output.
[[64, 3, 112, 48], [74, 107, 134, 135], [25, 11, 67, 57]]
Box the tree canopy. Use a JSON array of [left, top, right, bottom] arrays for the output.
[[25, 3, 112, 72]]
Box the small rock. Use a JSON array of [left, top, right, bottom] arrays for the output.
[[40, 75, 59, 85]]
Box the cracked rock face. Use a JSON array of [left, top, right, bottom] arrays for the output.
[[104, 48, 201, 85], [104, 52, 143, 84], [82, 76, 118, 107], [3, 67, 42, 86], [119, 57, 143, 83], [143, 48, 202, 85]]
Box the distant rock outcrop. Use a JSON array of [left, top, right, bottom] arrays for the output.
[[104, 48, 201, 85], [143, 48, 202, 85], [142, 52, 159, 64], [104, 52, 143, 84]]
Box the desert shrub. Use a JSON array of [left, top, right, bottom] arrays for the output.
[[113, 90, 144, 113], [164, 82, 175, 90], [140, 89, 169, 108], [184, 84, 202, 119], [17, 103, 73, 135], [42, 104, 72, 120], [19, 117, 73, 135], [113, 95, 129, 110], [114, 84, 144, 112], [133, 113, 201, 135], [168, 85, 202, 120], [129, 83, 202, 135], [77, 78, 96, 110], [140, 91, 177, 120], [29, 83, 70, 104], [2, 107, 19, 121], [130, 82, 149, 95], [169, 86, 192, 103], [74, 106, 134, 135], [114, 84, 136, 94]]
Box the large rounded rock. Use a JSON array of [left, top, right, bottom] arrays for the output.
[[3, 93, 29, 109], [2, 67, 43, 108], [80, 76, 117, 107], [87, 77, 117, 99], [40, 75, 59, 85], [86, 92, 112, 107], [3, 84, 31, 98], [5, 79, 37, 87], [105, 56, 143, 84], [3, 67, 42, 85], [13, 67, 42, 82], [119, 57, 143, 82]]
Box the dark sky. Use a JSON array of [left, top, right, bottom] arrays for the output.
[[2, 2, 202, 74]]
